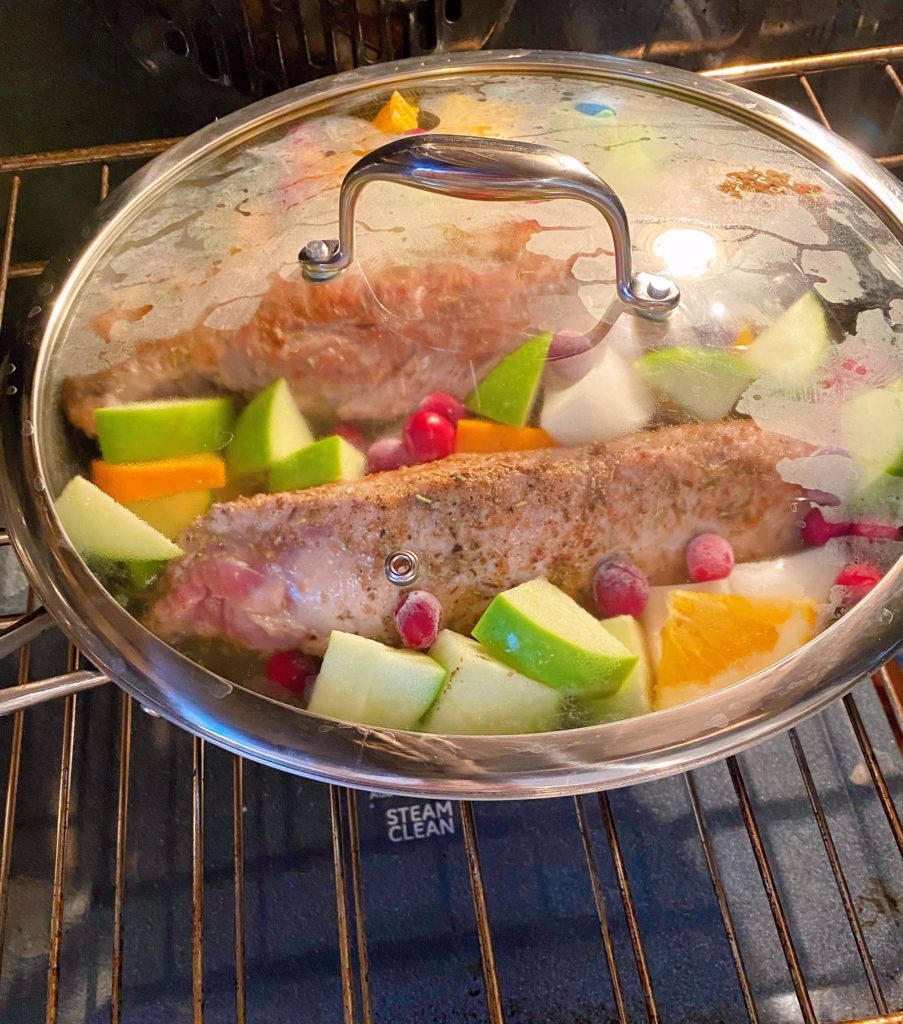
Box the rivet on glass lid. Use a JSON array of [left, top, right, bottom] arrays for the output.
[[299, 134, 680, 320], [385, 549, 420, 587]]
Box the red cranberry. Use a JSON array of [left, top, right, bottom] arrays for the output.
[[850, 519, 900, 541], [266, 650, 321, 698], [801, 508, 851, 546], [835, 562, 883, 609], [418, 392, 467, 425], [334, 422, 367, 450], [366, 437, 415, 473], [548, 329, 592, 361], [402, 410, 456, 463], [686, 533, 734, 582], [394, 590, 443, 650], [592, 559, 649, 617], [835, 562, 883, 589]]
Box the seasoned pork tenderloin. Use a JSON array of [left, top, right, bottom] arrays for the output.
[[147, 420, 809, 656], [62, 222, 589, 434]]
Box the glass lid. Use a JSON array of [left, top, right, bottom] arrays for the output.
[[39, 56, 903, 740]]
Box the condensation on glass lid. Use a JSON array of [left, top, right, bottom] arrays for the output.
[[48, 70, 902, 392]]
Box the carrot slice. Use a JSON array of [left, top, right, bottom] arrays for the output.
[[731, 324, 756, 350], [455, 419, 556, 454], [91, 454, 226, 504]]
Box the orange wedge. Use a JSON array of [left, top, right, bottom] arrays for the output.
[[655, 591, 818, 709]]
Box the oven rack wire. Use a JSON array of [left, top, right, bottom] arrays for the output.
[[0, 41, 901, 1024]]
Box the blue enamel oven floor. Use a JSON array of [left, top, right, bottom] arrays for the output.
[[0, 544, 900, 1023]]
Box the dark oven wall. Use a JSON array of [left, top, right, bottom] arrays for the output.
[[4, 0, 903, 155], [88, 0, 903, 104]]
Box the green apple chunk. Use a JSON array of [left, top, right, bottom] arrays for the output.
[[472, 577, 637, 696], [422, 630, 560, 735], [269, 435, 366, 493], [127, 560, 166, 589], [636, 347, 752, 421], [467, 333, 552, 426], [580, 616, 652, 724], [841, 384, 903, 484], [308, 631, 446, 729], [126, 489, 212, 539], [227, 378, 313, 477], [849, 472, 903, 522], [742, 291, 829, 386], [96, 397, 234, 464], [55, 476, 183, 562]]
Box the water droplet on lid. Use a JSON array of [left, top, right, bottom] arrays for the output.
[[5, 385, 16, 395], [208, 678, 233, 698], [34, 477, 45, 492], [881, 608, 894, 624], [3, 363, 14, 374], [37, 281, 53, 297], [21, 420, 34, 436], [27, 305, 41, 319]]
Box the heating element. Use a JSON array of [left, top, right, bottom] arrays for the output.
[[93, 0, 517, 99], [0, 39, 902, 1024]]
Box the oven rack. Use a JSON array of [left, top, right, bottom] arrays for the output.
[[0, 42, 901, 1024]]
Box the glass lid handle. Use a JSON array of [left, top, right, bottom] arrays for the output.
[[299, 134, 679, 319]]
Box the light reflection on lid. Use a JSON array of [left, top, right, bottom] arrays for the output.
[[652, 228, 717, 279]]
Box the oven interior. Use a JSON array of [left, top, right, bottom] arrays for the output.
[[0, 2, 902, 1022]]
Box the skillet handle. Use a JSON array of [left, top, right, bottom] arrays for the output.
[[0, 606, 55, 661], [298, 133, 679, 320], [0, 670, 109, 716]]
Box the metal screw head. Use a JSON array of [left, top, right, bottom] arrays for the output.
[[299, 239, 342, 281], [644, 274, 675, 300], [385, 549, 420, 587], [301, 238, 335, 263], [627, 272, 680, 319]]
